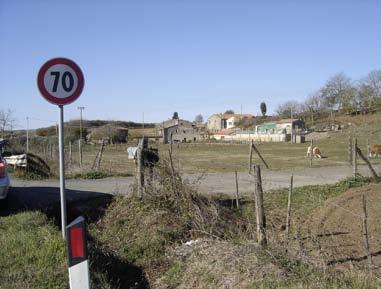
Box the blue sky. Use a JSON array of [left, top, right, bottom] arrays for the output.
[[1, 0, 381, 129]]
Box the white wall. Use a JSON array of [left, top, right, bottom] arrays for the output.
[[212, 133, 286, 142]]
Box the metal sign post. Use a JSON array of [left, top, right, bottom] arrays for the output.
[[37, 57, 84, 239], [58, 105, 67, 239]]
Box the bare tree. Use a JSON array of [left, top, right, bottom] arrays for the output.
[[364, 70, 381, 98], [301, 92, 324, 126], [276, 101, 300, 118], [320, 73, 356, 113], [357, 83, 375, 113], [0, 109, 16, 138]]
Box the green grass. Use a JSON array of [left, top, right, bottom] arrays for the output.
[[0, 212, 67, 289], [266, 176, 372, 213]]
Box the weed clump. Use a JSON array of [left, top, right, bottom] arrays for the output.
[[91, 160, 250, 282]]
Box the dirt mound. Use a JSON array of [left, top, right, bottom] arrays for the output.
[[302, 183, 381, 272]]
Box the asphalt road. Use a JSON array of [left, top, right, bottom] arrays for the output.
[[9, 163, 381, 200], [2, 163, 379, 221]]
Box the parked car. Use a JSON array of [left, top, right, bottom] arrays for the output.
[[0, 140, 10, 200]]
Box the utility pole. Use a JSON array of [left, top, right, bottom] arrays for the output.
[[78, 106, 85, 169], [26, 117, 30, 152], [142, 112, 145, 129]]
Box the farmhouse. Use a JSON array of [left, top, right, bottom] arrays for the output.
[[207, 113, 254, 132], [209, 118, 306, 143], [255, 119, 305, 134], [275, 119, 305, 134], [157, 119, 203, 144]]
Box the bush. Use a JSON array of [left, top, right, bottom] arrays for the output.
[[36, 126, 57, 137], [89, 124, 128, 143]]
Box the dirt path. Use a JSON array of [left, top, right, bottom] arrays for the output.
[[11, 164, 381, 196]]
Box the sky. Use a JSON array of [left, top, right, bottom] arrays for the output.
[[1, 0, 381, 129]]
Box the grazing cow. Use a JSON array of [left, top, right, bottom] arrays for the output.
[[368, 144, 381, 158], [306, 146, 322, 158]]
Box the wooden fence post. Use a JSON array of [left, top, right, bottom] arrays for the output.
[[362, 194, 373, 273], [310, 139, 313, 168], [170, 133, 173, 154], [249, 140, 270, 170], [96, 139, 105, 171], [49, 144, 52, 159], [249, 141, 254, 174], [136, 137, 146, 197], [356, 146, 379, 179], [286, 175, 293, 239], [168, 149, 176, 187], [348, 136, 353, 165], [253, 164, 267, 246], [353, 138, 358, 179], [69, 141, 72, 165], [234, 170, 240, 209], [78, 139, 83, 169]]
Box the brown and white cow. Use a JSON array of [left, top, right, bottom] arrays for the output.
[[306, 146, 322, 158], [368, 144, 381, 158]]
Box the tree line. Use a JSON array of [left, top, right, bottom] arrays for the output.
[[276, 70, 381, 119]]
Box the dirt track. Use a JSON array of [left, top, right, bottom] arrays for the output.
[[11, 164, 381, 196]]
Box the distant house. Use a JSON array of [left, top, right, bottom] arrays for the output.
[[255, 122, 277, 134], [211, 128, 239, 140], [157, 119, 202, 144], [275, 119, 305, 134], [255, 119, 305, 135], [207, 113, 254, 132]]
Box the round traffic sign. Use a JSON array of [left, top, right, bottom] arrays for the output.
[[37, 58, 84, 105]]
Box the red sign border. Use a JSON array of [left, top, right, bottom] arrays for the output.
[[37, 57, 84, 105]]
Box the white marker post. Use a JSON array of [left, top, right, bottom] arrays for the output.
[[37, 58, 84, 239], [67, 216, 90, 289]]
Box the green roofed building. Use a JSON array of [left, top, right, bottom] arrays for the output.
[[255, 123, 277, 134]]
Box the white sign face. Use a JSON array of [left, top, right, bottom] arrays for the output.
[[37, 58, 84, 106], [43, 64, 79, 99]]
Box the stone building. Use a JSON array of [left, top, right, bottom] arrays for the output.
[[207, 113, 254, 132], [157, 119, 202, 144]]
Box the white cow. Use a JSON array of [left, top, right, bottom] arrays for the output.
[[306, 146, 322, 158]]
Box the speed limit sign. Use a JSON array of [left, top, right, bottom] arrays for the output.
[[37, 57, 84, 105], [37, 57, 85, 241]]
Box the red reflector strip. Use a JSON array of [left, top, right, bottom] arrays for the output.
[[70, 227, 85, 258], [0, 162, 5, 177]]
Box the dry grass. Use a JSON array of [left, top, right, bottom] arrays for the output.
[[44, 134, 381, 177], [24, 112, 381, 178], [301, 183, 381, 272]]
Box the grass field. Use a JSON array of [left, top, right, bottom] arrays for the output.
[[64, 130, 380, 176], [25, 112, 381, 177]]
